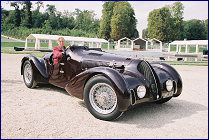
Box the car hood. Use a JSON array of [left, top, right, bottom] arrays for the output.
[[79, 49, 133, 67]]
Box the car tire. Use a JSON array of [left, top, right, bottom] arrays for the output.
[[23, 60, 37, 88], [84, 75, 123, 121], [155, 97, 172, 104]]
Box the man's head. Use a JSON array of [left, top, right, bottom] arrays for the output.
[[57, 37, 65, 48]]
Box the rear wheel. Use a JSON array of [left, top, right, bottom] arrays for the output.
[[23, 60, 37, 88], [84, 75, 122, 121]]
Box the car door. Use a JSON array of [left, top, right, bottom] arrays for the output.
[[49, 55, 82, 88]]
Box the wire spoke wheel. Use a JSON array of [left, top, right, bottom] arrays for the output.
[[24, 63, 32, 84], [84, 75, 122, 121], [23, 60, 37, 88], [89, 83, 117, 114]]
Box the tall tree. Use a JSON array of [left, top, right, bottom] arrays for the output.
[[110, 1, 138, 40], [205, 19, 208, 39], [183, 19, 207, 40], [142, 28, 148, 39], [43, 20, 52, 34], [169, 2, 184, 40], [98, 1, 117, 40], [21, 1, 32, 28], [10, 2, 21, 26], [148, 7, 173, 42], [62, 10, 75, 29], [46, 4, 57, 29], [74, 9, 99, 33], [35, 1, 43, 12], [32, 2, 44, 28], [1, 8, 15, 30]]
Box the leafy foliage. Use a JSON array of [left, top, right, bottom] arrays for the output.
[[148, 7, 173, 42], [110, 1, 138, 40], [1, 1, 100, 39], [142, 28, 148, 39], [99, 1, 138, 41], [21, 1, 33, 28], [10, 2, 21, 26], [146, 1, 207, 42], [183, 19, 207, 40], [98, 1, 117, 40], [169, 2, 184, 40]]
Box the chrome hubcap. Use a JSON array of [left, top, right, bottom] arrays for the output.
[[89, 83, 117, 114], [24, 63, 32, 84]]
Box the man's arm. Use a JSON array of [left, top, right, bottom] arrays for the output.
[[53, 47, 63, 59]]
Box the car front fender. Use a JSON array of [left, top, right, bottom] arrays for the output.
[[150, 62, 183, 97], [65, 67, 131, 111]]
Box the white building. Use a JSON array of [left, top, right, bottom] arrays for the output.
[[25, 34, 109, 50], [169, 40, 208, 53], [116, 37, 162, 51]]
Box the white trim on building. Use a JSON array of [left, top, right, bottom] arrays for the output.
[[25, 34, 108, 50], [169, 40, 208, 53]]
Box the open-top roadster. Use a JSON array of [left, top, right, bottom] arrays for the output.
[[21, 46, 182, 121]]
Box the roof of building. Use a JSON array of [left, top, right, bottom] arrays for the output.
[[170, 40, 208, 45], [118, 37, 132, 41], [26, 34, 108, 43], [133, 37, 147, 42]]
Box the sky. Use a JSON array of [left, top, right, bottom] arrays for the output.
[[1, 1, 208, 37]]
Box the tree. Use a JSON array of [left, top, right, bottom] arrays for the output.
[[46, 4, 57, 29], [142, 28, 148, 39], [62, 10, 75, 29], [1, 8, 15, 30], [98, 1, 117, 40], [169, 2, 184, 40], [183, 19, 206, 40], [10, 2, 21, 26], [110, 1, 138, 40], [204, 19, 208, 39], [74, 9, 99, 34], [148, 7, 173, 42], [43, 20, 52, 34], [1, 7, 9, 17], [35, 1, 43, 12], [46, 4, 56, 15], [21, 1, 33, 28]]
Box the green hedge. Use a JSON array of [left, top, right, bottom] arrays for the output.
[[1, 27, 98, 40]]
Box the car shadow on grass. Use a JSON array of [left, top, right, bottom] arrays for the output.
[[114, 99, 207, 128]]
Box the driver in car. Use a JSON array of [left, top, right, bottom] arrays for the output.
[[53, 37, 66, 64]]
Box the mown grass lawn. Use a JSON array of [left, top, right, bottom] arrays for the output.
[[1, 42, 59, 48], [1, 47, 47, 58], [166, 61, 208, 66]]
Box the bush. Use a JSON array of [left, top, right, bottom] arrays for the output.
[[1, 27, 98, 40]]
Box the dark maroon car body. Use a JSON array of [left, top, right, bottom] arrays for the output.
[[21, 46, 182, 120]]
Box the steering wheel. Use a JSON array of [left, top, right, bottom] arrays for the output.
[[63, 47, 71, 61], [62, 47, 66, 56]]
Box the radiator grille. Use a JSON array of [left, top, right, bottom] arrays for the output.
[[137, 60, 158, 99]]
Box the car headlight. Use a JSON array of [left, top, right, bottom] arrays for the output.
[[137, 86, 146, 98], [166, 80, 173, 91]]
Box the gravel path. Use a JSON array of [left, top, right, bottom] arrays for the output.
[[1, 53, 208, 139]]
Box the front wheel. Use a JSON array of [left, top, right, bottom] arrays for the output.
[[84, 75, 122, 121], [23, 60, 37, 88]]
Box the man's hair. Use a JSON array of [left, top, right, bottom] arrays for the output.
[[57, 37, 65, 41]]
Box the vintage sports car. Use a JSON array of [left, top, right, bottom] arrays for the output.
[[21, 46, 182, 121]]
